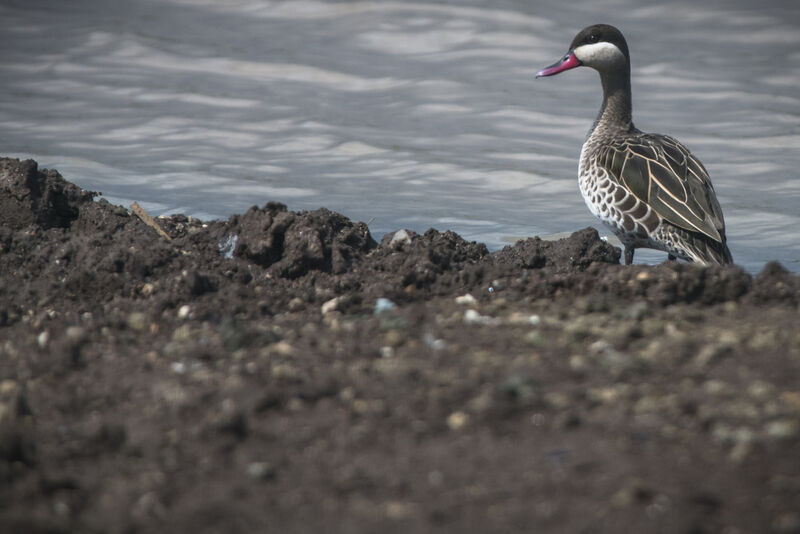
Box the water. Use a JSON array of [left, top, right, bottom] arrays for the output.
[[2, 0, 799, 272]]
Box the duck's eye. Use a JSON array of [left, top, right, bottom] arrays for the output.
[[587, 34, 598, 43]]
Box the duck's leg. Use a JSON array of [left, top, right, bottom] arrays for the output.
[[667, 254, 676, 261], [624, 245, 634, 265]]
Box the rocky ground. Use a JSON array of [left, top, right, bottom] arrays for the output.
[[1, 157, 799, 533]]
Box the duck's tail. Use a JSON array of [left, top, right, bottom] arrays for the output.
[[674, 226, 733, 266]]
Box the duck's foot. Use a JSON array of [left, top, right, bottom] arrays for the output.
[[624, 246, 634, 265]]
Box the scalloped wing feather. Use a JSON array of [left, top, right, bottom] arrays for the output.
[[598, 134, 725, 243]]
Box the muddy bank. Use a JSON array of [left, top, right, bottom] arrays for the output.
[[1, 158, 799, 533]]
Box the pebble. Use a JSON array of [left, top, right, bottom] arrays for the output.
[[693, 342, 733, 368], [422, 333, 446, 351], [590, 340, 631, 373], [384, 329, 406, 347], [271, 362, 300, 380], [65, 325, 86, 341], [749, 329, 779, 351], [389, 229, 412, 247], [588, 386, 628, 404], [589, 339, 613, 355], [0, 380, 18, 397], [568, 355, 586, 372], [507, 312, 541, 326], [247, 462, 276, 481], [177, 305, 191, 319], [54, 501, 70, 517], [544, 391, 570, 409], [625, 301, 649, 320], [464, 309, 497, 325], [384, 501, 417, 520], [446, 411, 469, 430], [455, 294, 477, 305], [747, 381, 774, 399], [712, 424, 755, 445], [704, 380, 731, 396], [321, 297, 341, 315], [269, 340, 296, 357], [287, 397, 306, 412], [373, 298, 397, 315], [127, 312, 148, 331], [37, 330, 49, 348], [525, 330, 546, 347], [141, 282, 155, 296], [765, 419, 799, 440], [287, 297, 304, 312]]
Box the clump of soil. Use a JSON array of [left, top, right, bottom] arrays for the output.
[[223, 202, 375, 277], [1, 158, 799, 534]]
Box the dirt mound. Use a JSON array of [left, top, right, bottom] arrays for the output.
[[0, 158, 95, 230], [221, 202, 376, 278], [1, 157, 799, 534], [491, 227, 621, 272]]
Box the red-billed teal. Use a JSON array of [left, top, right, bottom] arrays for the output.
[[537, 24, 733, 265]]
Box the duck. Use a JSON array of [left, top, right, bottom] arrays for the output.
[[536, 24, 733, 265]]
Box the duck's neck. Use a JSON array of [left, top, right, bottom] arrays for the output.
[[589, 67, 635, 138]]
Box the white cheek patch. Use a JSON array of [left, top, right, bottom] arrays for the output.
[[573, 42, 626, 70]]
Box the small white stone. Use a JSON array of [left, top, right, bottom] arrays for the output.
[[170, 362, 186, 374], [373, 298, 396, 315], [765, 419, 798, 440], [446, 411, 469, 430], [177, 305, 191, 319], [321, 297, 341, 314], [422, 333, 447, 350], [37, 331, 49, 348], [246, 462, 275, 480], [530, 413, 546, 426], [464, 309, 497, 325], [65, 326, 86, 341], [455, 294, 477, 305], [464, 309, 481, 323], [54, 501, 70, 517], [389, 229, 412, 246]]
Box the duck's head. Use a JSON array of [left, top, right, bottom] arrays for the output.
[[536, 24, 629, 78]]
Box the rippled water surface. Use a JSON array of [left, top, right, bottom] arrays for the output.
[[2, 0, 799, 272]]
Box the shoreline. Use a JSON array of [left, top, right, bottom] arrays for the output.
[[1, 157, 799, 533]]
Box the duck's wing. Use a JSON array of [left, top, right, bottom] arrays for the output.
[[596, 133, 726, 243]]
